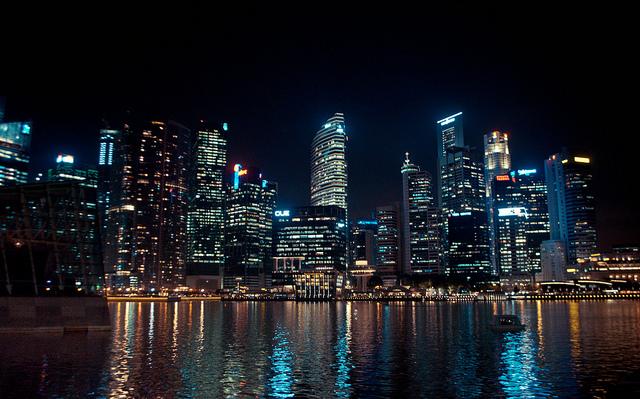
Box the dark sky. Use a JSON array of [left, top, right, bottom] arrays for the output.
[[2, 4, 638, 249]]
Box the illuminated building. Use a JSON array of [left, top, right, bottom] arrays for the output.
[[441, 146, 486, 215], [401, 153, 443, 274], [273, 206, 347, 298], [131, 120, 191, 291], [447, 210, 491, 275], [375, 203, 401, 286], [97, 129, 121, 234], [224, 164, 277, 291], [545, 152, 597, 264], [436, 112, 464, 208], [350, 218, 377, 268], [0, 182, 102, 295], [0, 120, 32, 186], [310, 113, 348, 212], [484, 131, 511, 273], [47, 154, 98, 188], [102, 121, 136, 290], [186, 122, 227, 290], [539, 240, 567, 282], [441, 146, 488, 276], [492, 169, 549, 278]]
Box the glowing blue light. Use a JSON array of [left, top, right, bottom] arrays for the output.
[[233, 163, 242, 189], [324, 123, 332, 128], [336, 128, 344, 133], [451, 212, 471, 217], [357, 220, 378, 225], [337, 222, 345, 228], [21, 123, 31, 134], [517, 168, 537, 176], [437, 112, 463, 126], [275, 210, 290, 217], [262, 179, 267, 188], [222, 122, 229, 131]]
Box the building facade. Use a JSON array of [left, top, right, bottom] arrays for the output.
[[401, 153, 443, 274], [224, 164, 277, 291], [273, 206, 347, 298], [545, 152, 597, 264], [310, 113, 348, 211], [484, 131, 511, 274], [437, 112, 464, 208], [186, 122, 227, 287], [375, 203, 401, 286]]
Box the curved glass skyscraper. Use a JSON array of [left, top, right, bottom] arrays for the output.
[[310, 113, 348, 211]]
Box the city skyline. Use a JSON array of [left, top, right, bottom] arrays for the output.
[[3, 6, 637, 249]]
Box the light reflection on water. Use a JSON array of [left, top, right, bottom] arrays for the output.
[[2, 301, 640, 398]]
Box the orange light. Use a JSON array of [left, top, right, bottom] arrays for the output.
[[238, 169, 248, 176], [496, 175, 510, 181]]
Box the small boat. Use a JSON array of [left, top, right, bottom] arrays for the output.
[[491, 315, 525, 332]]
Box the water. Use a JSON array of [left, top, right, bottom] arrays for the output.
[[2, 301, 640, 398]]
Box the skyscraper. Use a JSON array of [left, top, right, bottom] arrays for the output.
[[47, 154, 98, 188], [540, 240, 567, 282], [545, 152, 597, 264], [186, 122, 227, 288], [484, 131, 511, 274], [375, 203, 401, 286], [224, 164, 277, 290], [350, 219, 377, 268], [131, 120, 191, 291], [441, 146, 490, 276], [401, 153, 443, 274], [310, 113, 348, 211], [0, 121, 32, 186], [437, 112, 464, 208]]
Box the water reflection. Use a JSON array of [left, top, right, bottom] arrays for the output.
[[2, 301, 640, 398]]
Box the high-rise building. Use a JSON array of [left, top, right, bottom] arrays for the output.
[[272, 206, 347, 298], [492, 169, 550, 278], [47, 154, 98, 188], [310, 113, 348, 211], [224, 164, 277, 291], [545, 152, 597, 264], [437, 112, 464, 208], [131, 120, 191, 291], [441, 146, 489, 276], [0, 121, 32, 186], [375, 203, 401, 286], [186, 122, 227, 289], [447, 210, 491, 275], [102, 121, 136, 290], [441, 146, 486, 215], [401, 153, 443, 274], [484, 131, 511, 274], [350, 219, 377, 268], [539, 240, 567, 282]]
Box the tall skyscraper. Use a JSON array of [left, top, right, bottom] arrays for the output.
[[442, 146, 489, 276], [375, 203, 401, 286], [310, 113, 348, 211], [492, 169, 550, 279], [484, 131, 511, 274], [545, 152, 597, 264], [401, 153, 442, 274], [441, 146, 486, 215], [186, 122, 227, 286], [224, 164, 277, 290], [437, 112, 464, 208], [131, 120, 191, 291], [0, 121, 32, 186]]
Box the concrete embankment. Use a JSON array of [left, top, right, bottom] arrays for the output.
[[0, 297, 111, 334]]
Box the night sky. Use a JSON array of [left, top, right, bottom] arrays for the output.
[[2, 5, 637, 249]]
